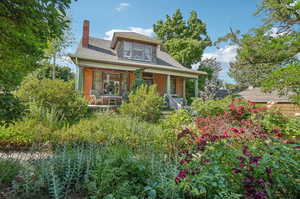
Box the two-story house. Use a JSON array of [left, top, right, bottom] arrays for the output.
[[69, 20, 206, 108]]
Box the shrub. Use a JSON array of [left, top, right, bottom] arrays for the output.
[[85, 145, 182, 199], [162, 109, 193, 131], [191, 96, 236, 116], [87, 145, 153, 198], [17, 77, 89, 123], [174, 100, 300, 199], [175, 139, 299, 199], [0, 160, 23, 188], [284, 117, 300, 138], [119, 84, 164, 122], [0, 104, 65, 150], [54, 113, 172, 154], [0, 93, 25, 127]]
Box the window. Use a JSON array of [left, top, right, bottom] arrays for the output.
[[122, 41, 153, 62], [123, 42, 132, 58], [92, 70, 102, 95]]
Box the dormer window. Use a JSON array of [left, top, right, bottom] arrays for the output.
[[119, 41, 155, 62]]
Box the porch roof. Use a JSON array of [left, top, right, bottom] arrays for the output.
[[69, 36, 206, 78]]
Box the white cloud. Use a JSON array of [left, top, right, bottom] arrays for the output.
[[115, 2, 130, 12], [202, 45, 238, 63], [103, 27, 154, 40], [194, 45, 238, 83]]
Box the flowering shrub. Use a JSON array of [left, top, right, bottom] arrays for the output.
[[175, 101, 300, 199]]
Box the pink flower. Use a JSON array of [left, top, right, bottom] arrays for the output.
[[223, 131, 230, 138]]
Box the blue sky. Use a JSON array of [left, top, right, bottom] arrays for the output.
[[66, 0, 264, 83]]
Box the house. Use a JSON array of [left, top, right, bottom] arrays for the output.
[[238, 87, 300, 117], [69, 20, 206, 108]]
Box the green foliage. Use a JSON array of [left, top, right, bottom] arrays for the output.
[[284, 117, 300, 138], [119, 85, 164, 122], [191, 97, 235, 116], [0, 0, 73, 92], [217, 0, 300, 87], [0, 104, 64, 150], [87, 145, 153, 198], [55, 113, 174, 154], [132, 69, 145, 90], [12, 145, 100, 199], [177, 140, 300, 199], [219, 25, 298, 86], [153, 9, 211, 68], [262, 64, 300, 105], [162, 109, 193, 131], [17, 77, 89, 123], [0, 93, 25, 127], [36, 64, 74, 81], [255, 0, 300, 29], [0, 160, 22, 188]]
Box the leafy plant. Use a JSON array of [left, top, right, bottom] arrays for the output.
[[0, 160, 23, 188], [0, 93, 26, 127], [12, 145, 100, 199], [17, 76, 90, 123], [119, 84, 164, 123], [191, 96, 236, 117]]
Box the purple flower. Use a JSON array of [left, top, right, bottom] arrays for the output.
[[266, 167, 272, 175]]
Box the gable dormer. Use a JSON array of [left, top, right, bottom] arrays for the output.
[[111, 32, 160, 63]]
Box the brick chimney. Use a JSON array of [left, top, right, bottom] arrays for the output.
[[82, 20, 90, 47]]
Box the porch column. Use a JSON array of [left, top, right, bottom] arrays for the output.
[[194, 79, 199, 98], [183, 78, 186, 101], [166, 74, 171, 95]]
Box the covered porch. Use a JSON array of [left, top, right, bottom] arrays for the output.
[[76, 66, 200, 109]]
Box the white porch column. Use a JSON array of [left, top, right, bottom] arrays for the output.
[[167, 74, 171, 95], [194, 79, 199, 97]]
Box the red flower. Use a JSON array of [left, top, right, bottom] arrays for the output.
[[248, 100, 256, 105], [175, 169, 188, 184]]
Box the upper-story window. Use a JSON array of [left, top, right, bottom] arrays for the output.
[[121, 41, 154, 62]]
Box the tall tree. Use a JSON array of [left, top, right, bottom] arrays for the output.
[[153, 9, 211, 103], [0, 0, 73, 92], [198, 58, 223, 100], [217, 0, 300, 103], [216, 0, 300, 87], [0, 0, 74, 126], [45, 22, 74, 79], [153, 9, 211, 68]]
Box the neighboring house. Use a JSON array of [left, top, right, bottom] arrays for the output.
[[238, 87, 300, 117], [69, 20, 205, 108]]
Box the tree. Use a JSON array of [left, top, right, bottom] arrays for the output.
[[153, 9, 211, 68], [216, 0, 300, 87], [262, 63, 300, 105], [153, 9, 211, 103], [44, 23, 74, 80], [198, 58, 223, 100], [0, 0, 73, 92], [0, 0, 74, 126], [255, 0, 300, 32], [36, 64, 74, 81]]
